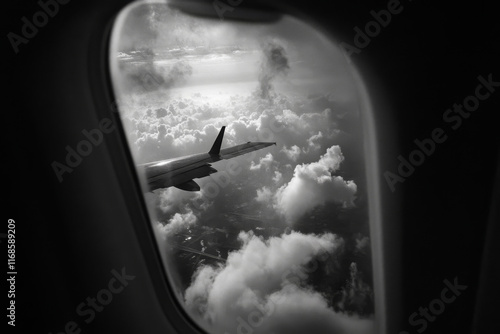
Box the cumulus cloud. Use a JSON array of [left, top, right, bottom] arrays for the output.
[[250, 153, 274, 171], [274, 145, 357, 224], [144, 188, 211, 251], [118, 89, 342, 170], [272, 171, 283, 184], [355, 235, 370, 254], [156, 187, 208, 215], [306, 131, 324, 152], [155, 210, 197, 239], [184, 231, 372, 334], [281, 145, 301, 162], [255, 186, 273, 203]]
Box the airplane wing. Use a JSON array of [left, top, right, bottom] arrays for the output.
[[220, 142, 276, 159], [139, 126, 275, 192]]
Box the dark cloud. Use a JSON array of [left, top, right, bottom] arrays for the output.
[[258, 40, 290, 99], [120, 58, 193, 93], [333, 262, 374, 316]]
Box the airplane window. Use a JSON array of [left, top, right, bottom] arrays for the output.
[[109, 1, 379, 333]]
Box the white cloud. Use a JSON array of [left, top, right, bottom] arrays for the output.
[[155, 210, 197, 239], [306, 131, 323, 152], [250, 153, 274, 170], [272, 170, 283, 184], [184, 231, 373, 334], [274, 145, 357, 224], [281, 145, 301, 161], [157, 187, 208, 214], [118, 89, 343, 176], [255, 186, 273, 203]]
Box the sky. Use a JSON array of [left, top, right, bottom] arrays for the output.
[[111, 3, 374, 334]]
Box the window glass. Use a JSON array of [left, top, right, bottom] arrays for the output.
[[110, 2, 375, 333]]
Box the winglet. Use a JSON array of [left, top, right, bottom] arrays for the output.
[[209, 126, 225, 155]]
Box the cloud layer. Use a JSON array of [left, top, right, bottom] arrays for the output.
[[184, 231, 373, 334]]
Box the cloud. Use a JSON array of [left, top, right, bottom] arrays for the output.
[[156, 187, 208, 215], [274, 145, 357, 224], [155, 210, 197, 239], [144, 188, 210, 245], [120, 58, 193, 93], [281, 145, 301, 162], [118, 87, 343, 170], [250, 153, 274, 171], [306, 131, 324, 152], [272, 171, 283, 184], [334, 262, 374, 316], [255, 186, 273, 203], [113, 9, 373, 333], [355, 235, 370, 254], [258, 40, 290, 99], [184, 231, 372, 334]]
